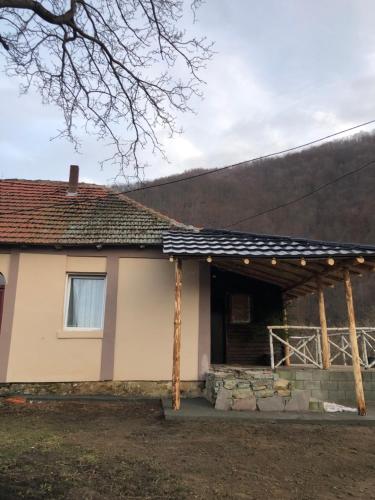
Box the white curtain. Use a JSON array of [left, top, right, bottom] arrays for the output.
[[67, 277, 105, 328]]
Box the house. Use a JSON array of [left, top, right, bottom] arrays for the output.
[[1, 165, 375, 414], [0, 166, 211, 390]]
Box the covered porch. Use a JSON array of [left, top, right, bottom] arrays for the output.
[[163, 228, 375, 415]]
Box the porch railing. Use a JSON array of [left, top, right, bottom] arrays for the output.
[[267, 325, 375, 369]]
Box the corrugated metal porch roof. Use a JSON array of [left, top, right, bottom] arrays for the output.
[[163, 229, 375, 299], [163, 229, 375, 258]]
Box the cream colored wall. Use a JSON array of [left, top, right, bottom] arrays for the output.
[[114, 258, 201, 381], [6, 254, 104, 382], [0, 253, 11, 282], [67, 256, 107, 273], [4, 252, 207, 383]]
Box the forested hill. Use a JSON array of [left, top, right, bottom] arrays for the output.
[[128, 132, 375, 246], [123, 132, 375, 325]]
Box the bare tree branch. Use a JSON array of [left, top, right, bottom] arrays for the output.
[[0, 0, 213, 177], [0, 0, 76, 24]]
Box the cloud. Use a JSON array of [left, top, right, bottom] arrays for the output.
[[1, 0, 375, 183]]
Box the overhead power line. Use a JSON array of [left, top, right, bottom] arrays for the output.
[[121, 118, 375, 194], [223, 158, 375, 228], [1, 118, 375, 218], [3, 155, 372, 226]]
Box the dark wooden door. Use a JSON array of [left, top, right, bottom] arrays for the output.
[[226, 292, 254, 365], [210, 267, 283, 366], [225, 292, 272, 366]]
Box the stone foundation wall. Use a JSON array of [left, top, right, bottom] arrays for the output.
[[206, 366, 311, 411], [276, 367, 375, 404], [0, 381, 204, 398]]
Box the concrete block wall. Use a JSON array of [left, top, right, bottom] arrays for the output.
[[276, 367, 375, 404]]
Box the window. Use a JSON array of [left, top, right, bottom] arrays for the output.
[[229, 293, 251, 324], [65, 275, 106, 329]]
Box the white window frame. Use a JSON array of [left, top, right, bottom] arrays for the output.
[[64, 273, 107, 331]]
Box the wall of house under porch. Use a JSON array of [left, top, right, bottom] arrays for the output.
[[211, 267, 283, 366], [0, 251, 211, 385], [113, 258, 211, 381]]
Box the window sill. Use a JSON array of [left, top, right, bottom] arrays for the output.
[[57, 329, 104, 339]]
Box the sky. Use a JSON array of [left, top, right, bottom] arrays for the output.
[[1, 0, 375, 185]]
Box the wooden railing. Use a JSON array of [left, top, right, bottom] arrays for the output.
[[267, 325, 375, 369]]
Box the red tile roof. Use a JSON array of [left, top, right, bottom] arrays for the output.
[[0, 179, 183, 246]]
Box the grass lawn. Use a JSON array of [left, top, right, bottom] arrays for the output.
[[0, 400, 374, 499]]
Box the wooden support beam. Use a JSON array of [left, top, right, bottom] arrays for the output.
[[172, 258, 182, 411], [275, 256, 375, 300], [345, 266, 365, 276], [241, 261, 317, 290], [317, 278, 331, 369], [283, 261, 339, 286], [283, 291, 301, 300], [217, 261, 317, 293], [356, 261, 375, 272], [343, 269, 366, 416], [284, 259, 328, 273], [284, 258, 361, 297], [254, 260, 313, 281], [216, 262, 292, 288]]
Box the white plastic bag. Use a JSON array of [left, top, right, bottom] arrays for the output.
[[323, 402, 357, 413]]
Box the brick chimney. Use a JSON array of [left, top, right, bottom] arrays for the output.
[[67, 165, 79, 196]]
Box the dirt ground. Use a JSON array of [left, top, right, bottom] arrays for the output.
[[0, 400, 374, 499]]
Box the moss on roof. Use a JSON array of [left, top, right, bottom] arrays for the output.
[[0, 179, 185, 246]]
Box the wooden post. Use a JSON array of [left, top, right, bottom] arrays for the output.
[[317, 278, 331, 369], [172, 258, 182, 410], [343, 269, 366, 416], [361, 330, 368, 369], [282, 301, 291, 367], [316, 330, 323, 367], [269, 328, 275, 370]]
